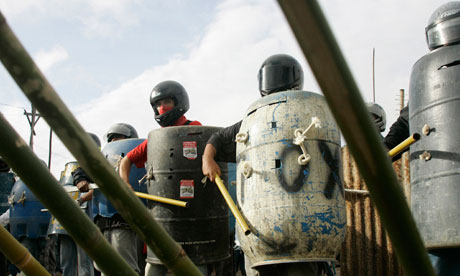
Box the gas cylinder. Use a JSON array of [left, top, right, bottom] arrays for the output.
[[409, 44, 460, 249]]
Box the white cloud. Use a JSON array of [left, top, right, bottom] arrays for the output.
[[34, 45, 69, 73], [0, 0, 140, 37], [72, 0, 308, 140]]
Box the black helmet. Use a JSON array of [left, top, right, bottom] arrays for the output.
[[88, 132, 101, 148], [258, 54, 304, 97], [426, 1, 460, 50], [104, 123, 138, 143], [150, 80, 190, 127]]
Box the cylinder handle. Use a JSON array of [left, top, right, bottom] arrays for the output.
[[236, 132, 248, 143], [422, 124, 431, 136], [419, 151, 432, 161], [138, 166, 153, 184], [293, 117, 321, 165], [242, 162, 253, 178]]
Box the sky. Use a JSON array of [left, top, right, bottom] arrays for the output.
[[0, 0, 447, 178]]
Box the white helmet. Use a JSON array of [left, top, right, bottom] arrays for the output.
[[366, 103, 386, 132]]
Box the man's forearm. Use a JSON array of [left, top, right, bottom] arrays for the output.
[[203, 143, 217, 162], [119, 156, 133, 185]]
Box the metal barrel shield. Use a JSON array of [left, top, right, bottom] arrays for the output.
[[94, 138, 148, 218], [236, 90, 346, 267], [9, 179, 51, 239], [409, 44, 460, 249], [146, 126, 230, 265]]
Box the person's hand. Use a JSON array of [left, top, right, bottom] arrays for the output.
[[75, 197, 83, 206], [76, 180, 89, 192], [202, 157, 221, 182]]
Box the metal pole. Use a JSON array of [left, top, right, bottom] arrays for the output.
[[0, 224, 51, 276], [276, 1, 435, 275], [373, 48, 376, 103], [0, 113, 137, 276], [30, 105, 35, 149], [400, 89, 405, 111], [48, 127, 52, 170], [0, 11, 201, 276]]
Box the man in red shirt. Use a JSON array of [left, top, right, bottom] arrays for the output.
[[119, 80, 201, 184], [119, 80, 201, 276]]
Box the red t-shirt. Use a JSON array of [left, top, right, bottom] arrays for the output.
[[127, 116, 201, 168]]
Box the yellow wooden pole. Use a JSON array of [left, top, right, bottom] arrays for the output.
[[134, 192, 188, 208], [388, 133, 421, 158], [215, 174, 250, 235], [0, 226, 51, 276]]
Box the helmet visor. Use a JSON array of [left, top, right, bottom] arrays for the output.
[[426, 15, 460, 50], [259, 65, 298, 93]]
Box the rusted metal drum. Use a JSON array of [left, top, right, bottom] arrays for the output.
[[409, 44, 460, 249], [146, 126, 230, 265], [236, 90, 346, 267]]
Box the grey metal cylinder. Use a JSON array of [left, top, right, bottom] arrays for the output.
[[236, 90, 346, 267], [409, 44, 460, 249], [146, 126, 230, 265]]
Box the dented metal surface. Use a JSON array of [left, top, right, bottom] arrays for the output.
[[236, 91, 345, 267]]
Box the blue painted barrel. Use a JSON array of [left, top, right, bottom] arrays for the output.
[[9, 179, 51, 239], [94, 138, 147, 219], [236, 90, 346, 268]]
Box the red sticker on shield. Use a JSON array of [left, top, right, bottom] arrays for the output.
[[180, 180, 194, 199], [183, 141, 198, 160]]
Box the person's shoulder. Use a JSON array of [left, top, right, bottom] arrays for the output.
[[189, 120, 202, 125]]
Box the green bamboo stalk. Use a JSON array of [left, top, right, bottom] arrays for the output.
[[0, 11, 201, 276], [277, 1, 434, 275], [0, 113, 137, 276], [0, 225, 51, 276]]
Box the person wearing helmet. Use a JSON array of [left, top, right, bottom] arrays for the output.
[[117, 81, 201, 276], [412, 2, 460, 274], [72, 132, 102, 192], [383, 105, 409, 161], [203, 54, 303, 182], [72, 127, 144, 275], [383, 2, 460, 274], [105, 123, 138, 143], [366, 102, 386, 136], [203, 54, 332, 276], [119, 80, 201, 185]]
